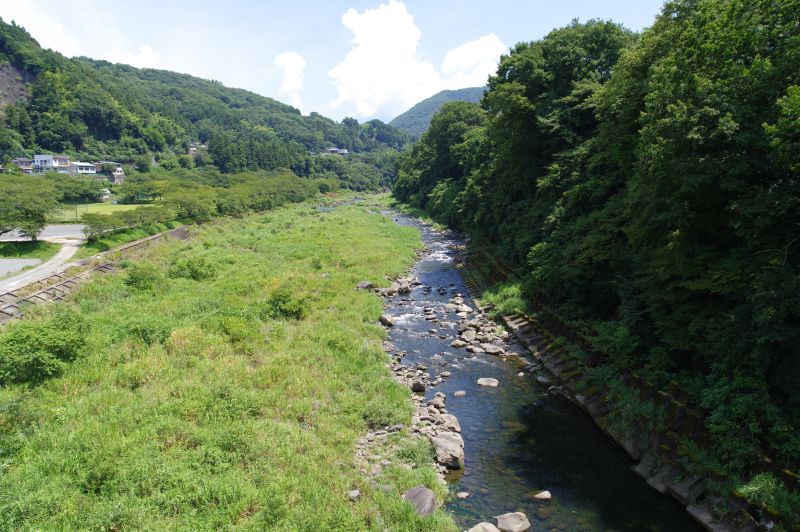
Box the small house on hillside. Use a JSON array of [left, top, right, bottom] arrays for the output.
[[9, 158, 33, 173], [68, 161, 96, 175], [326, 147, 349, 155], [34, 154, 70, 173]]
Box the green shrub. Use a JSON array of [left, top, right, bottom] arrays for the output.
[[257, 288, 307, 320], [123, 262, 163, 291], [168, 254, 217, 281], [112, 315, 173, 346], [0, 307, 88, 384]]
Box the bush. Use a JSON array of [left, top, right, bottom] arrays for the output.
[[0, 307, 88, 384], [112, 315, 173, 346], [257, 288, 307, 320], [124, 262, 163, 291], [168, 254, 217, 281]]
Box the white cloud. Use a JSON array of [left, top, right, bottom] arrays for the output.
[[0, 0, 83, 57], [328, 1, 505, 119], [101, 44, 160, 69], [274, 51, 307, 112], [442, 34, 506, 88]]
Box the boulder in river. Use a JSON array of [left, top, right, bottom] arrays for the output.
[[477, 377, 499, 387], [461, 329, 477, 342], [468, 524, 501, 532], [533, 490, 552, 500], [430, 431, 464, 468], [453, 390, 466, 397], [402, 485, 437, 516], [380, 314, 394, 327], [411, 380, 426, 392], [482, 343, 505, 355], [495, 512, 531, 532], [451, 339, 468, 348]]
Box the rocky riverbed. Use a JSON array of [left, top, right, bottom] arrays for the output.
[[369, 212, 703, 531]]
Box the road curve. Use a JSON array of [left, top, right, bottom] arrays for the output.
[[0, 242, 81, 293]]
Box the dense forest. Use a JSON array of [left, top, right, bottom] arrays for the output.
[[389, 86, 485, 137], [0, 19, 408, 189], [394, 0, 800, 518]]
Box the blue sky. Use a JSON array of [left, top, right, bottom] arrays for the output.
[[0, 1, 666, 122]]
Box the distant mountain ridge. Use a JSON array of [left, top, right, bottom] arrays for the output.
[[389, 87, 485, 137]]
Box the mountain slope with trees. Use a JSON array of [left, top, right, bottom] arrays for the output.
[[389, 87, 484, 137], [394, 4, 800, 524], [0, 18, 409, 186]]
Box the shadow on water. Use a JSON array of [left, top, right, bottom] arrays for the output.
[[383, 212, 703, 531]]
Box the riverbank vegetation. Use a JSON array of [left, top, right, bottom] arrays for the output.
[[393, 0, 800, 523], [0, 198, 456, 529], [0, 240, 59, 261]]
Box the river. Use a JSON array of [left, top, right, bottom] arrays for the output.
[[383, 212, 703, 531]]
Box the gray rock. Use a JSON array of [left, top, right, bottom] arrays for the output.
[[453, 390, 466, 397], [482, 344, 505, 355], [402, 485, 437, 516], [411, 380, 426, 392], [477, 377, 499, 387], [457, 491, 470, 499], [451, 339, 468, 348], [428, 396, 446, 409], [356, 281, 374, 290], [495, 512, 531, 532], [380, 314, 394, 327], [533, 490, 551, 500], [460, 329, 477, 342], [468, 524, 501, 532], [440, 413, 461, 432], [430, 431, 465, 469], [348, 489, 361, 501]]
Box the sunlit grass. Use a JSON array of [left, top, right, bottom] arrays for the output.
[[0, 199, 456, 530]]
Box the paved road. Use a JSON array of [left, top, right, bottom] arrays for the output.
[[0, 224, 86, 243], [0, 243, 80, 293]]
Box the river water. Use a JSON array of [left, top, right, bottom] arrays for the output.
[[384, 213, 702, 531]]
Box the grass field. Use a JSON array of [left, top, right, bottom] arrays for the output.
[[72, 221, 182, 261], [0, 241, 61, 261], [50, 202, 140, 222], [0, 196, 457, 530]]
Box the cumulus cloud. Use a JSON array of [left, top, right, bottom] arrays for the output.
[[328, 1, 505, 119], [0, 0, 83, 57], [442, 34, 507, 88], [101, 44, 160, 68], [274, 51, 307, 112]]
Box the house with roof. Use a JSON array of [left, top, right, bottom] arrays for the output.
[[9, 157, 33, 173], [68, 161, 97, 175], [34, 154, 70, 173], [326, 147, 349, 155]]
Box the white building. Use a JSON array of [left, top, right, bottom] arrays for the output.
[[68, 161, 97, 175], [33, 154, 70, 173]]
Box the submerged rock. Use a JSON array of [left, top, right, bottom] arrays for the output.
[[468, 524, 501, 532], [453, 390, 466, 397], [495, 511, 531, 532], [533, 490, 552, 500], [477, 377, 499, 387], [402, 485, 437, 516]]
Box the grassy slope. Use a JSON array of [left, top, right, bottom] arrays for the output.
[[72, 221, 183, 260], [51, 203, 139, 223], [0, 198, 456, 530], [0, 241, 61, 261]]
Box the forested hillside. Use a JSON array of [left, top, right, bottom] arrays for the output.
[[389, 87, 484, 137], [394, 0, 800, 519], [0, 19, 408, 188]]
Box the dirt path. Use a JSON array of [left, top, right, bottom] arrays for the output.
[[0, 243, 80, 293]]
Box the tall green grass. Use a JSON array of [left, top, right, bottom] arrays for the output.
[[0, 200, 456, 530]]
